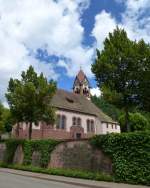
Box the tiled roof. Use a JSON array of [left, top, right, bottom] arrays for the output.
[[51, 89, 117, 124], [77, 70, 85, 83]]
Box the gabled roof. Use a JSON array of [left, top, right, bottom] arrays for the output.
[[51, 89, 117, 124], [73, 69, 90, 89], [77, 69, 86, 83]]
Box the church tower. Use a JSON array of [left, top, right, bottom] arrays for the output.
[[73, 69, 91, 99]]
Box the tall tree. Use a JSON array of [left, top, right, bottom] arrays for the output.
[[0, 102, 4, 133], [92, 27, 139, 131], [136, 40, 150, 112], [6, 66, 56, 139]]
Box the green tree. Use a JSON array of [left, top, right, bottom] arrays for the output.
[[91, 95, 122, 121], [6, 66, 56, 139], [119, 112, 149, 132], [136, 40, 150, 112], [92, 27, 143, 131], [0, 102, 4, 133]]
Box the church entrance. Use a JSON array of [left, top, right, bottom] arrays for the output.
[[70, 125, 84, 139]]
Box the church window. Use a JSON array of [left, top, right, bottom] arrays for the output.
[[56, 114, 66, 129], [91, 120, 95, 132], [72, 117, 76, 126], [77, 118, 81, 126], [87, 119, 95, 133], [87, 120, 90, 132], [61, 115, 66, 129]]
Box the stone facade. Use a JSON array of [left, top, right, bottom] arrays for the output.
[[48, 140, 112, 173], [0, 140, 112, 174]]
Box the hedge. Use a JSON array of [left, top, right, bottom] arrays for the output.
[[4, 139, 59, 167], [91, 132, 150, 185]]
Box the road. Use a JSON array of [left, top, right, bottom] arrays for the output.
[[0, 169, 149, 188], [0, 172, 85, 188]]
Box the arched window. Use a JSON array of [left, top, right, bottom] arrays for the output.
[[87, 119, 95, 133], [77, 118, 81, 126], [56, 115, 61, 129], [72, 117, 76, 126], [61, 115, 66, 129], [56, 114, 66, 129], [87, 119, 90, 132], [91, 120, 95, 132]]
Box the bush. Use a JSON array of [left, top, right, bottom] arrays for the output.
[[119, 112, 149, 132], [91, 132, 150, 185]]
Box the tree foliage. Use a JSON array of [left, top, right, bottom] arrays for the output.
[[92, 27, 150, 131], [6, 66, 56, 139], [91, 96, 122, 121], [119, 112, 150, 132]]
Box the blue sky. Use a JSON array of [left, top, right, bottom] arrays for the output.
[[0, 0, 150, 105]]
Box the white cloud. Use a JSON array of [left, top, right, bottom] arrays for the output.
[[92, 10, 117, 50], [90, 87, 101, 97], [0, 0, 92, 104], [93, 0, 150, 49]]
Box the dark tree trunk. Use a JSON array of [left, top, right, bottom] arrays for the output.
[[28, 122, 32, 140], [125, 106, 130, 132]]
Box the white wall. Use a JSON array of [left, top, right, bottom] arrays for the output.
[[56, 110, 97, 134], [101, 122, 120, 134], [55, 109, 120, 135]]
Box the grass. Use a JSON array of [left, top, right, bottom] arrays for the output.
[[0, 162, 113, 182]]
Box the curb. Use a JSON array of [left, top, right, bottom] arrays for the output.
[[0, 168, 108, 188]]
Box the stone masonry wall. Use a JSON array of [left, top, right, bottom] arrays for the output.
[[0, 140, 112, 174], [48, 140, 112, 173]]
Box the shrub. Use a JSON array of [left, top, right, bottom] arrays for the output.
[[91, 132, 150, 185]]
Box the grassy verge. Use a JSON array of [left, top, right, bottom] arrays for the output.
[[0, 162, 113, 182]]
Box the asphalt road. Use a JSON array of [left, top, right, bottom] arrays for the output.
[[0, 172, 84, 188]]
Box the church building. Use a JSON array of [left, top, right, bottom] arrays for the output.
[[12, 69, 120, 140]]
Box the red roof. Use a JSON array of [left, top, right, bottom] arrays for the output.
[[77, 70, 85, 82]]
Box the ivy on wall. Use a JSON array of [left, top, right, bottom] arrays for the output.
[[5, 139, 25, 164], [91, 132, 150, 185], [23, 139, 59, 167], [4, 139, 59, 167]]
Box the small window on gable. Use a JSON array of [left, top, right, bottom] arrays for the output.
[[106, 123, 109, 129], [112, 124, 114, 129]]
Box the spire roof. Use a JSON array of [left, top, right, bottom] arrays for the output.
[[77, 69, 86, 83]]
